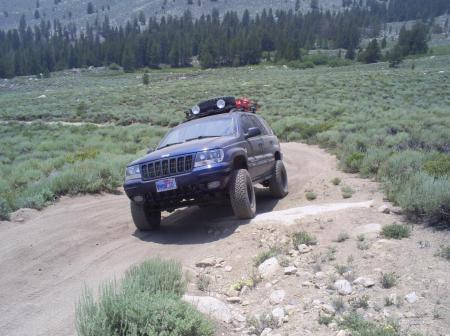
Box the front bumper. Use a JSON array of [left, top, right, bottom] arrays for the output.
[[123, 162, 232, 210]]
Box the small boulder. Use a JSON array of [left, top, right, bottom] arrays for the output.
[[224, 265, 233, 272], [378, 205, 390, 214], [258, 257, 280, 279], [390, 206, 403, 214], [297, 244, 313, 254], [334, 279, 352, 295], [353, 277, 375, 288], [336, 331, 350, 336], [195, 257, 217, 268], [269, 290, 286, 305], [321, 304, 336, 315], [182, 295, 231, 323], [261, 328, 273, 336], [404, 292, 419, 304], [272, 307, 285, 320], [284, 266, 298, 275], [227, 297, 242, 304]]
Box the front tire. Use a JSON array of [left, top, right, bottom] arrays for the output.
[[130, 202, 161, 231], [229, 169, 256, 219], [269, 160, 288, 198]]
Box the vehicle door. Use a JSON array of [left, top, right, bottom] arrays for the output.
[[241, 114, 265, 179], [250, 115, 277, 175]]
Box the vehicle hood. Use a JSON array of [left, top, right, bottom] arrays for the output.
[[128, 136, 237, 166]]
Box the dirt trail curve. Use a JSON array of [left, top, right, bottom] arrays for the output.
[[0, 143, 449, 336]]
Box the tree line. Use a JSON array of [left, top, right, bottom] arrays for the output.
[[0, 0, 446, 78], [0, 8, 374, 78]]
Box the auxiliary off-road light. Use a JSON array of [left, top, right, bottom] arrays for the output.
[[125, 165, 141, 181], [194, 149, 224, 168], [192, 105, 201, 115], [216, 99, 226, 109]]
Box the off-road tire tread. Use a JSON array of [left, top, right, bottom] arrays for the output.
[[130, 202, 161, 231], [229, 169, 256, 219], [269, 160, 289, 198]]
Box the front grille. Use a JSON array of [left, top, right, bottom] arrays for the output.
[[141, 154, 194, 181]]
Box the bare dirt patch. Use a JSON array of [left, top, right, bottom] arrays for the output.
[[0, 143, 448, 336]]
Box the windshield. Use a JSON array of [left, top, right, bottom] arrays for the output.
[[158, 117, 235, 149]]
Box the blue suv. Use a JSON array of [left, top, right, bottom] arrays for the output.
[[124, 97, 288, 230]]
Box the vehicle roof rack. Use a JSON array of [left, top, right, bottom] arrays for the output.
[[185, 96, 257, 121]]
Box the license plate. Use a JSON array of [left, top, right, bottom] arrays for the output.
[[155, 178, 177, 192]]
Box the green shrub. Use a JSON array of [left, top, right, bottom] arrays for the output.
[[292, 231, 317, 247], [380, 272, 398, 289], [304, 53, 330, 65], [77, 290, 213, 336], [336, 232, 350, 242], [381, 223, 411, 239], [424, 154, 450, 177], [76, 259, 213, 336], [352, 295, 370, 310], [436, 245, 450, 261], [122, 259, 186, 295], [345, 152, 365, 173], [331, 177, 341, 185], [318, 314, 334, 325], [288, 60, 315, 69], [254, 247, 283, 266], [359, 148, 391, 177], [0, 198, 11, 220], [143, 73, 150, 85], [196, 274, 211, 292], [395, 172, 450, 219], [328, 58, 353, 67], [340, 313, 401, 336], [341, 186, 354, 199], [108, 63, 121, 70], [305, 191, 317, 200]]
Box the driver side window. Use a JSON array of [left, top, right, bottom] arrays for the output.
[[240, 115, 253, 134]]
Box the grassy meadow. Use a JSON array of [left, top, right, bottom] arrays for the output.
[[0, 51, 449, 222]]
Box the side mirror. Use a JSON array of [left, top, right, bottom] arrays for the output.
[[147, 147, 154, 154], [245, 127, 261, 139]]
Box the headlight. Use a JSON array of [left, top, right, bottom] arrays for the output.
[[125, 165, 141, 181], [194, 149, 224, 168]]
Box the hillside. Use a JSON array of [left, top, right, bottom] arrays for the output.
[[0, 0, 348, 31]]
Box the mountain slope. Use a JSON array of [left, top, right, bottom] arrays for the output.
[[0, 0, 346, 30]]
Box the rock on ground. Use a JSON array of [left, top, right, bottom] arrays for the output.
[[269, 290, 286, 305], [353, 277, 375, 288], [334, 279, 352, 295], [182, 295, 232, 323], [258, 257, 280, 279], [404, 292, 419, 304]]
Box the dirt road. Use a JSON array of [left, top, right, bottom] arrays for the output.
[[1, 143, 449, 336]]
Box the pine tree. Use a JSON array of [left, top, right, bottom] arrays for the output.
[[138, 11, 146, 25], [87, 2, 94, 15], [142, 73, 149, 85], [345, 48, 355, 60], [359, 39, 381, 64], [121, 45, 135, 72]]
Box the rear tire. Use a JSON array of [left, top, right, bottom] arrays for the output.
[[229, 169, 256, 219], [269, 160, 288, 198], [130, 202, 161, 231]]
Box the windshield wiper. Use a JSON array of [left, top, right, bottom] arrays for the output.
[[184, 135, 220, 142], [158, 141, 184, 150]]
